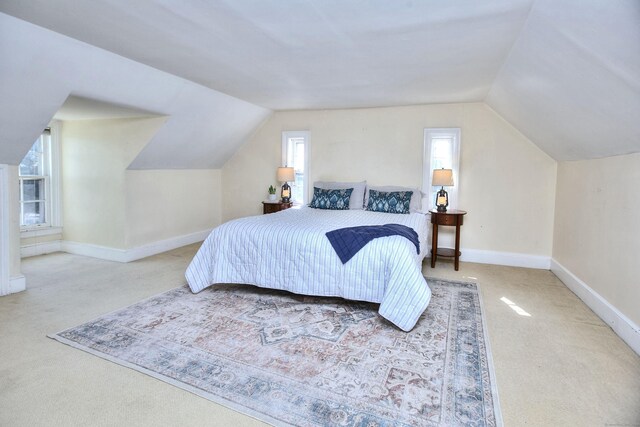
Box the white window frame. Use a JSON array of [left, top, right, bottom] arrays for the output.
[[18, 122, 62, 232], [422, 128, 461, 210], [281, 130, 311, 205]]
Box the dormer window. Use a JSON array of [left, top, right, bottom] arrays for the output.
[[18, 126, 61, 229]]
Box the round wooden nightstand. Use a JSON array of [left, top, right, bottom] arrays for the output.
[[429, 209, 467, 271], [262, 201, 293, 214]]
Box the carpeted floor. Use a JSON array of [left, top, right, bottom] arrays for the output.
[[51, 279, 500, 426], [1, 244, 639, 426]]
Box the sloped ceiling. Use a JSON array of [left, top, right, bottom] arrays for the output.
[[487, 0, 640, 160], [0, 0, 534, 110], [0, 12, 271, 168], [0, 1, 638, 164]]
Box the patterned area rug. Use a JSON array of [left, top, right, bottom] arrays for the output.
[[51, 278, 501, 426]]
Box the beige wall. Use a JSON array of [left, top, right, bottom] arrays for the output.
[[125, 169, 221, 247], [223, 102, 557, 257], [553, 153, 640, 326], [62, 118, 160, 248], [62, 117, 221, 250]]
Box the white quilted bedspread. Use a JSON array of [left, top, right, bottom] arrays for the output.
[[185, 207, 431, 331]]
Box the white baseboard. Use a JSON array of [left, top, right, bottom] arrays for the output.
[[460, 248, 550, 269], [21, 240, 62, 258], [61, 229, 212, 263], [551, 259, 640, 356], [123, 229, 211, 262], [9, 275, 26, 293], [61, 240, 129, 262]]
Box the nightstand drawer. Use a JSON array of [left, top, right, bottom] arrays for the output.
[[431, 213, 463, 226]]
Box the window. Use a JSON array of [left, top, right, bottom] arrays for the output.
[[282, 131, 310, 204], [19, 126, 60, 229], [423, 128, 461, 210]]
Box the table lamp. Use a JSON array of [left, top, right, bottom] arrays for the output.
[[432, 168, 454, 212], [277, 167, 295, 203]]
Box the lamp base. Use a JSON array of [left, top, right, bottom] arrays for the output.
[[280, 182, 291, 204], [435, 187, 449, 213]]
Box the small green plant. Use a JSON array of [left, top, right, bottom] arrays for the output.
[[268, 185, 277, 195]]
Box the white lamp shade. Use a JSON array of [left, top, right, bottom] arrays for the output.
[[277, 167, 295, 182], [432, 168, 454, 186]]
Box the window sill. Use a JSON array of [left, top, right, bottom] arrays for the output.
[[20, 226, 63, 238]]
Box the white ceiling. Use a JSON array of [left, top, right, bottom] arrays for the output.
[[0, 0, 535, 110], [0, 0, 638, 163], [487, 0, 640, 160], [0, 12, 270, 168]]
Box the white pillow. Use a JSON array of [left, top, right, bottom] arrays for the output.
[[364, 185, 423, 213], [314, 181, 366, 210]]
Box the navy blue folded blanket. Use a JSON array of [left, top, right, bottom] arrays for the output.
[[326, 223, 420, 264]]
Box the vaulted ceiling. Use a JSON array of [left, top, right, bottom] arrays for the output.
[[0, 0, 638, 167]]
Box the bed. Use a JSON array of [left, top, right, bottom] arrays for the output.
[[186, 205, 431, 331]]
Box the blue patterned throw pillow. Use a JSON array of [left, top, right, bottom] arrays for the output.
[[366, 190, 413, 214], [309, 187, 353, 210]]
